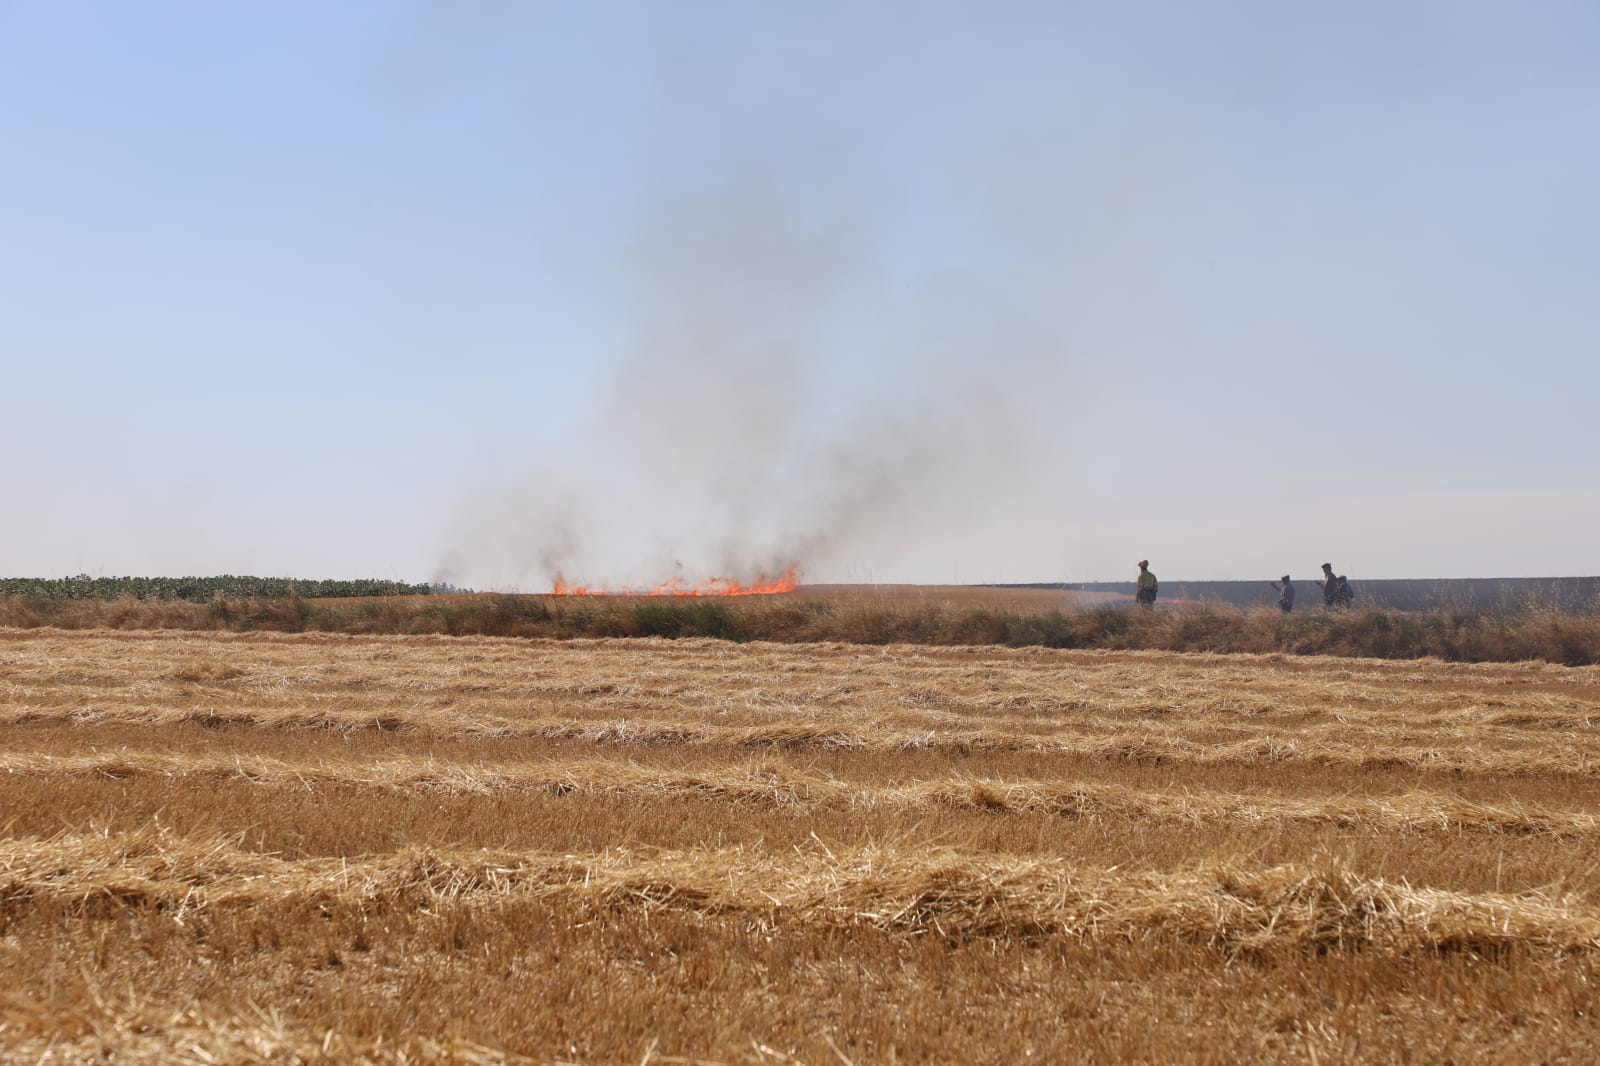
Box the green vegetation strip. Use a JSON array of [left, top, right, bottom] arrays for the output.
[[0, 575, 434, 601]]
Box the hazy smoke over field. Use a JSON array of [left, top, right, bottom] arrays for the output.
[[431, 9, 1199, 591], [442, 155, 1098, 590]]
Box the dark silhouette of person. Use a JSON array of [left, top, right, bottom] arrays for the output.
[[1270, 575, 1295, 613], [1336, 575, 1355, 609], [1318, 563, 1338, 607]]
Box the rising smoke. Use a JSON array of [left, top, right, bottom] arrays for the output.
[[437, 155, 1087, 591], [427, 6, 1219, 591]]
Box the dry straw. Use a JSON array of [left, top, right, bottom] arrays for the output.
[[3, 750, 1597, 838], [6, 829, 1599, 954], [0, 990, 530, 1065]]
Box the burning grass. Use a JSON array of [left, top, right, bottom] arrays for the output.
[[5, 628, 1600, 1060], [551, 565, 801, 597]]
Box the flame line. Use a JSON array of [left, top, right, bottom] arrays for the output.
[[550, 565, 800, 597]]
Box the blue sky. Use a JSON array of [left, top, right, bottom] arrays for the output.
[[2, 1, 1596, 587]]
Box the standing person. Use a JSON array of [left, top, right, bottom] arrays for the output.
[[1336, 575, 1355, 609], [1318, 563, 1338, 607], [1270, 575, 1295, 613], [1135, 560, 1158, 611]]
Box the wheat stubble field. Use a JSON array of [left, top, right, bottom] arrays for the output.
[[4, 625, 1600, 1063]]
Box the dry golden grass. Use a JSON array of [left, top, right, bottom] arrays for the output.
[[10, 582, 1597, 664], [4, 628, 1600, 1062]]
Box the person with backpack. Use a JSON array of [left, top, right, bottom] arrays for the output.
[[1336, 575, 1355, 608]]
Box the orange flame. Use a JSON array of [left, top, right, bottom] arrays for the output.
[[550, 565, 800, 597]]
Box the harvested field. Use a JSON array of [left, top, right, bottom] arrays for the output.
[[4, 628, 1600, 1062]]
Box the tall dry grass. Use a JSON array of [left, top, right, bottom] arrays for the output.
[[2, 587, 1599, 664], [5, 628, 1600, 1061]]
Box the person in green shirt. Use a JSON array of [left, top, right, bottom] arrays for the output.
[[1135, 560, 1158, 610]]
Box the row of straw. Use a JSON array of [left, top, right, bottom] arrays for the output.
[[5, 830, 1599, 953], [5, 701, 1593, 775], [2, 750, 1597, 838]]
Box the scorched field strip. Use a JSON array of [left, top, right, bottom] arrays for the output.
[[4, 628, 1600, 1063]]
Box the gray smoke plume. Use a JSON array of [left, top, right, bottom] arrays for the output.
[[425, 4, 1249, 591], [439, 157, 1078, 590], [441, 133, 1107, 589]]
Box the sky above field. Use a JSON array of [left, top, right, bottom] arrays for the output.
[[3, 1, 1597, 588]]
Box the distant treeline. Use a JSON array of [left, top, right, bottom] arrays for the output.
[[0, 575, 440, 601]]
